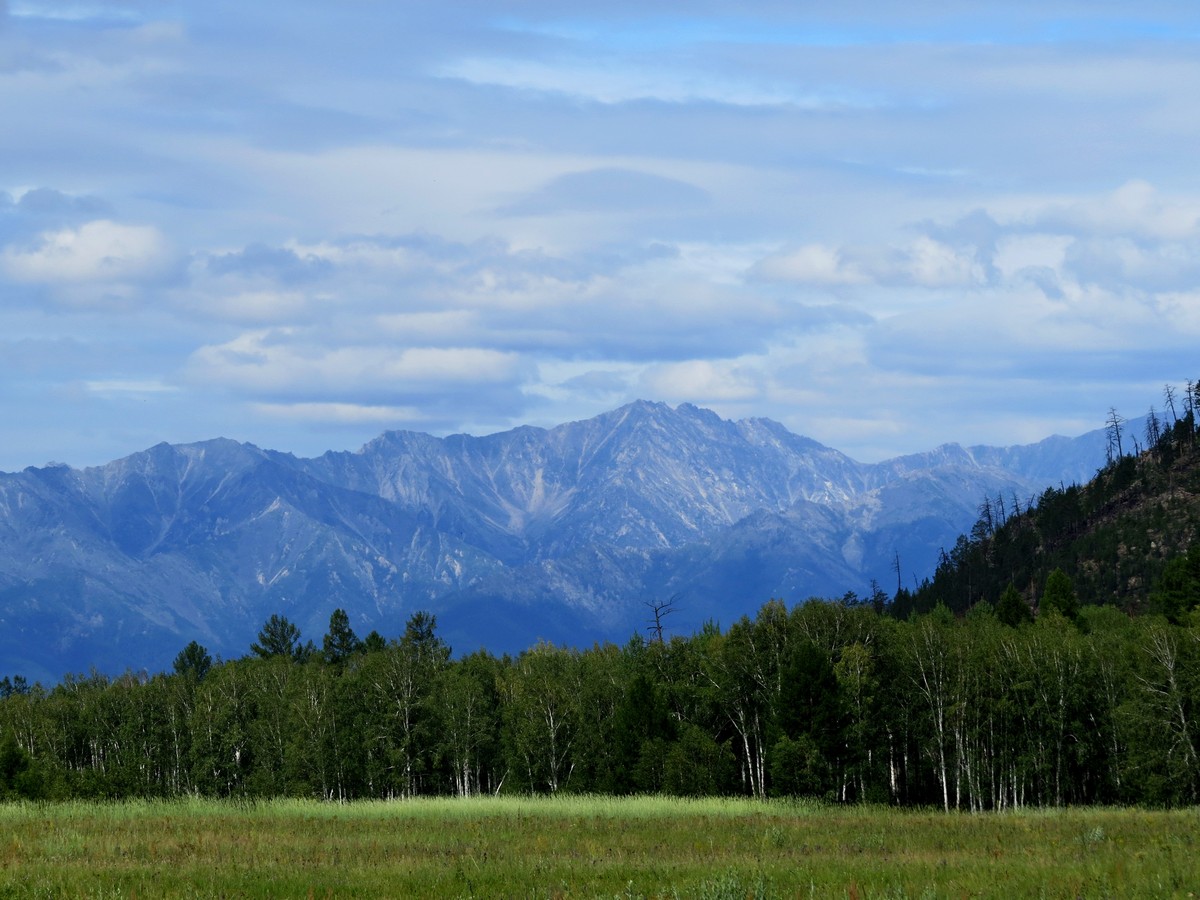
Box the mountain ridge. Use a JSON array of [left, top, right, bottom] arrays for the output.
[[0, 401, 1112, 681]]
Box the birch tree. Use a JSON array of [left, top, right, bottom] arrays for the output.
[[362, 612, 450, 797], [436, 652, 500, 797], [907, 604, 957, 810], [500, 643, 580, 793], [1130, 619, 1200, 803]]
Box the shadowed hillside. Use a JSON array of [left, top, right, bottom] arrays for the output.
[[896, 406, 1200, 620]]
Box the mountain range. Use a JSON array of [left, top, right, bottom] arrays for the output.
[[0, 401, 1112, 682]]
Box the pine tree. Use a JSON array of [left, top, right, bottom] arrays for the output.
[[322, 608, 363, 667], [172, 640, 213, 680], [251, 614, 305, 661], [1040, 569, 1080, 621], [997, 583, 1033, 627]]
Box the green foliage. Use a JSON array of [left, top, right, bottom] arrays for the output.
[[1150, 546, 1200, 621], [1040, 568, 1080, 621], [609, 671, 675, 793], [662, 724, 736, 796], [250, 614, 305, 662], [996, 583, 1033, 627], [769, 733, 830, 797], [501, 643, 581, 794], [905, 385, 1200, 620], [0, 735, 44, 799], [172, 640, 212, 681], [0, 597, 1187, 807], [776, 638, 843, 789], [362, 630, 387, 653], [402, 610, 446, 659], [0, 675, 30, 699], [321, 608, 362, 666]]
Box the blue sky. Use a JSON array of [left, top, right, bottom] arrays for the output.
[[2, 1, 1199, 471]]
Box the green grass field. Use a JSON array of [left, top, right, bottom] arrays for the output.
[[0, 796, 1197, 897]]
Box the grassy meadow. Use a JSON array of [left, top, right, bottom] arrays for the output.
[[0, 795, 1196, 898]]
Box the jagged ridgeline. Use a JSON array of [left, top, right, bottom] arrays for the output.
[[895, 386, 1200, 620], [0, 401, 1113, 682]]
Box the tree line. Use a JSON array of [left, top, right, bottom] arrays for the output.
[[1, 580, 1199, 808], [2, 381, 1199, 808]]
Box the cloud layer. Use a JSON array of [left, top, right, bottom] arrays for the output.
[[1, 1, 1199, 470]]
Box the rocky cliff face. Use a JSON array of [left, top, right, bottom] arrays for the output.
[[0, 401, 1109, 681]]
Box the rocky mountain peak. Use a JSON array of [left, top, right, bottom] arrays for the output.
[[0, 403, 1115, 682]]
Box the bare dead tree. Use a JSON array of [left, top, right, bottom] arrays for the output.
[[869, 578, 888, 614], [1164, 384, 1179, 425], [975, 496, 994, 538], [1146, 405, 1162, 449], [1106, 407, 1127, 462], [644, 594, 679, 643]]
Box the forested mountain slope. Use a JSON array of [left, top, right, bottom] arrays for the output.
[[898, 409, 1200, 619]]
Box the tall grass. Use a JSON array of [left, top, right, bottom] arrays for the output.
[[0, 796, 1196, 897]]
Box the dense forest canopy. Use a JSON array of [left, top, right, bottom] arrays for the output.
[[2, 383, 1199, 809]]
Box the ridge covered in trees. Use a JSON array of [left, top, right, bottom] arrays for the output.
[[894, 381, 1200, 622], [1, 384, 1199, 809]]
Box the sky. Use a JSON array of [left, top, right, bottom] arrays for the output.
[[2, 1, 1199, 472]]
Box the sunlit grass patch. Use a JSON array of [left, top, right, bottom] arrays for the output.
[[0, 797, 1196, 897]]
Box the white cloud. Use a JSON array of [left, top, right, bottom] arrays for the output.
[[83, 378, 177, 396], [3, 3, 1200, 472], [10, 3, 140, 22], [2, 220, 170, 284], [500, 167, 710, 216], [186, 289, 311, 324], [439, 57, 879, 109], [906, 236, 982, 288], [1154, 291, 1200, 332], [1021, 180, 1200, 242], [751, 237, 982, 289], [188, 329, 525, 395], [250, 401, 426, 424], [639, 359, 762, 403], [752, 243, 866, 285], [992, 234, 1071, 279], [373, 310, 480, 341]]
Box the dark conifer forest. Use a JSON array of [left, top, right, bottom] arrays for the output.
[[2, 385, 1200, 809]]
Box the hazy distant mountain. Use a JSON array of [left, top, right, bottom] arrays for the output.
[[0, 401, 1110, 681]]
